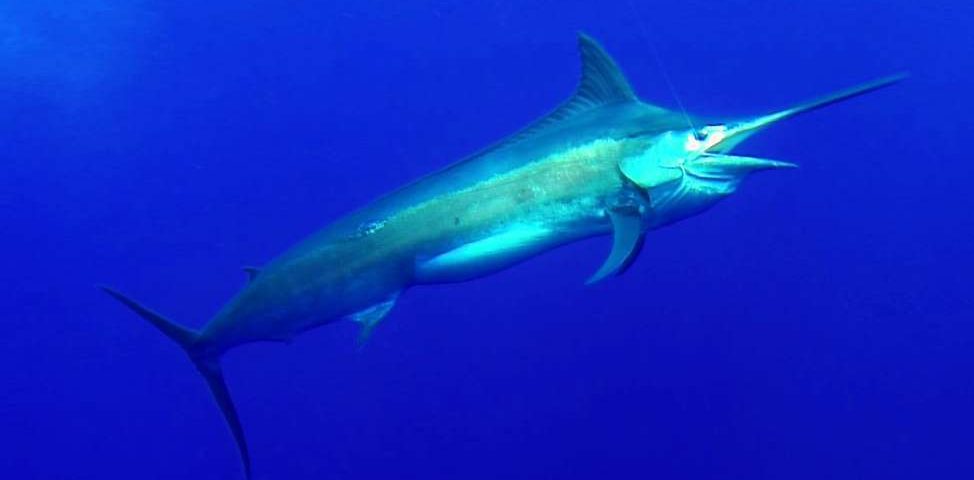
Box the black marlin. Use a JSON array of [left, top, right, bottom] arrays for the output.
[[101, 34, 903, 478]]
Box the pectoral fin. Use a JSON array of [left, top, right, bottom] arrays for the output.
[[586, 206, 645, 285], [348, 295, 398, 348]]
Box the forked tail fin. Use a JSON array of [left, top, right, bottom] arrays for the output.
[[99, 285, 252, 479]]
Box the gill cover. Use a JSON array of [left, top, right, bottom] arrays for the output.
[[619, 131, 688, 189]]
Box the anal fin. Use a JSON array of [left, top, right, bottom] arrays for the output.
[[348, 294, 398, 348], [586, 204, 645, 285]]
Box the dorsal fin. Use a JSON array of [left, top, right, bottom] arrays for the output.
[[242, 266, 260, 282], [495, 33, 639, 148], [573, 32, 638, 108]]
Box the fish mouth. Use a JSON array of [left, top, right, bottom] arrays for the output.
[[689, 153, 797, 178], [691, 113, 798, 175], [680, 116, 799, 177]]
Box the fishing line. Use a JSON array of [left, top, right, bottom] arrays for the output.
[[624, 0, 697, 132]]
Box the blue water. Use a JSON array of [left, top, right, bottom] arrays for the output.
[[3, 1, 972, 479]]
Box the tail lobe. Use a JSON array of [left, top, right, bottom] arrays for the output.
[[99, 285, 252, 479], [100, 286, 197, 347], [193, 356, 252, 480]]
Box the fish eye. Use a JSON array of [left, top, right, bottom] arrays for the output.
[[693, 130, 708, 141]]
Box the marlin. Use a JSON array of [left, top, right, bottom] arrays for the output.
[[101, 34, 902, 478]]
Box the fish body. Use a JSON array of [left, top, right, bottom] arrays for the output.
[[101, 34, 903, 478], [204, 108, 671, 352]]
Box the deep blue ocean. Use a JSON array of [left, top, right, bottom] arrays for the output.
[[3, 1, 972, 479]]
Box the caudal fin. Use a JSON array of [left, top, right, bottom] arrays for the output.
[[99, 285, 252, 479]]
